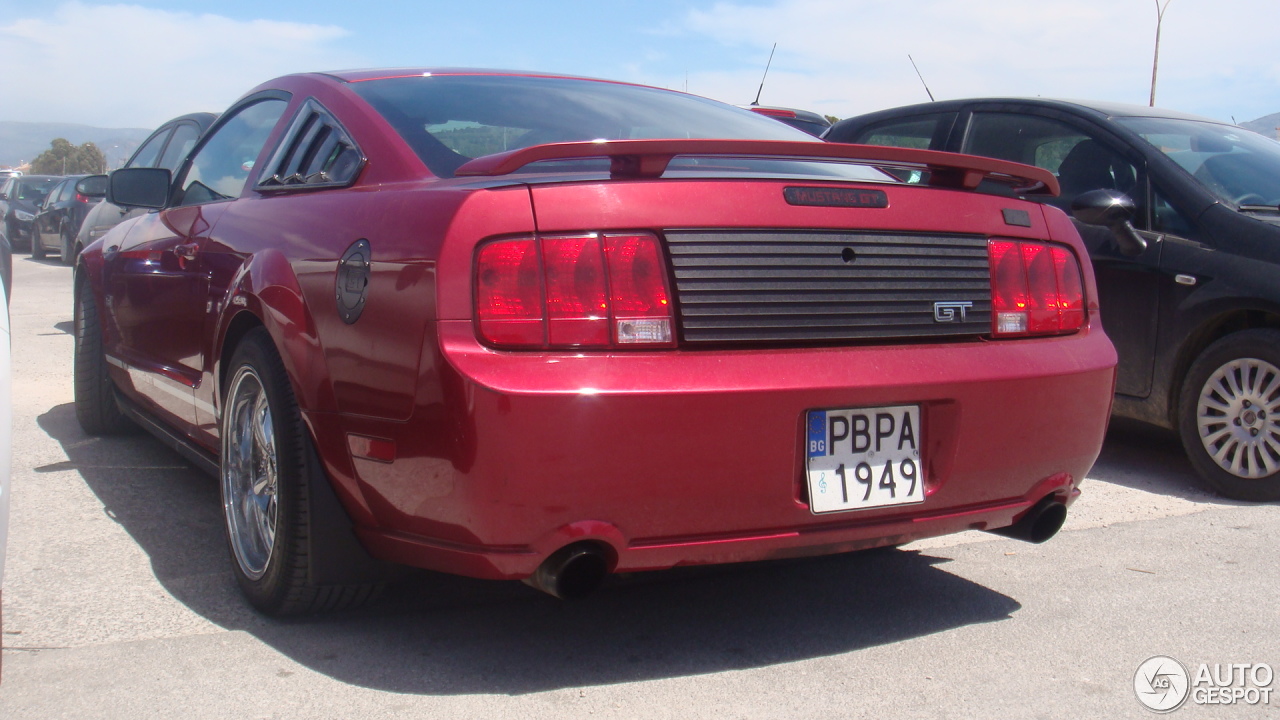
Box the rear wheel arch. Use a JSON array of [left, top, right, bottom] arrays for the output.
[[217, 248, 339, 415], [1168, 308, 1280, 426]]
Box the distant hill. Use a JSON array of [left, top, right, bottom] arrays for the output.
[[1241, 113, 1280, 140], [0, 121, 152, 171]]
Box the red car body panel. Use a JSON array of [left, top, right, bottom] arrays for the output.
[[79, 70, 1117, 587]]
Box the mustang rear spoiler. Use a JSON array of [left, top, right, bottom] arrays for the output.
[[454, 139, 1059, 196]]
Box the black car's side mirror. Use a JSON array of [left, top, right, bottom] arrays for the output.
[[107, 167, 171, 209], [1070, 189, 1148, 257], [76, 174, 109, 198]]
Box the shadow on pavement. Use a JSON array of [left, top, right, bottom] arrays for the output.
[[39, 401, 1021, 696], [1087, 417, 1248, 504]]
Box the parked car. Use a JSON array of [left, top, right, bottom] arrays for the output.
[[0, 169, 20, 179], [72, 113, 217, 265], [32, 175, 104, 261], [0, 265, 11, 677], [827, 98, 1280, 500], [0, 175, 60, 250], [0, 230, 10, 302], [744, 104, 833, 136], [77, 70, 1116, 616]]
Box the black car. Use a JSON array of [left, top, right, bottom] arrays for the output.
[[72, 112, 216, 264], [744, 105, 832, 136], [828, 98, 1280, 500], [32, 175, 105, 261], [0, 175, 60, 250]]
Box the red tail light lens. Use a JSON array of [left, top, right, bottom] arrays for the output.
[[75, 193, 92, 203], [543, 235, 609, 346], [476, 238, 545, 346], [988, 239, 1086, 337], [604, 234, 673, 344], [475, 232, 675, 349]]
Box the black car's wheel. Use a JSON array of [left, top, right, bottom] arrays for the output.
[[73, 276, 134, 435], [221, 327, 379, 615], [59, 225, 74, 265], [1178, 329, 1280, 501], [30, 226, 45, 259]]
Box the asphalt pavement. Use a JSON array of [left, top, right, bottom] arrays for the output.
[[1, 255, 1276, 719]]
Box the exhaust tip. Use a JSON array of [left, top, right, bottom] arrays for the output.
[[989, 496, 1068, 544], [525, 543, 610, 599]]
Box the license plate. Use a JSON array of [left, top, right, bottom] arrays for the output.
[[805, 405, 924, 514]]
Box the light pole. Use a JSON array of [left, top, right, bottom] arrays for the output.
[[1149, 0, 1174, 107]]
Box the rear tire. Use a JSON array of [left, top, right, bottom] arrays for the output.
[[59, 226, 74, 265], [221, 328, 380, 615], [73, 276, 134, 435], [1178, 329, 1280, 501], [30, 228, 45, 259]]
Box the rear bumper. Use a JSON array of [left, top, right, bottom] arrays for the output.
[[328, 322, 1116, 580]]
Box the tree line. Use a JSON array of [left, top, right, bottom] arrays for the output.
[[30, 138, 106, 175]]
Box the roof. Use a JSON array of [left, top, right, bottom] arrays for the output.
[[836, 97, 1230, 127]]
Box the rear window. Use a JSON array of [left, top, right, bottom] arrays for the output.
[[350, 74, 825, 178], [15, 176, 59, 203]]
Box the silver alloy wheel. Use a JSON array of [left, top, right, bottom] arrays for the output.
[[1195, 357, 1280, 479], [222, 364, 279, 580]]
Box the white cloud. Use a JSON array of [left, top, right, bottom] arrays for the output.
[[0, 2, 360, 128], [663, 0, 1280, 124]]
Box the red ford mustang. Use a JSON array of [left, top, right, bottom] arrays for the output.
[[74, 69, 1117, 615]]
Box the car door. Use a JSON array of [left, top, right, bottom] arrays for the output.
[[957, 107, 1164, 399], [102, 97, 289, 434], [35, 180, 68, 252]]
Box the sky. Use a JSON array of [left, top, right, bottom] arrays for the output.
[[0, 0, 1277, 130]]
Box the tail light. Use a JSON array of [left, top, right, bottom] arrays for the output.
[[988, 239, 1085, 337], [75, 193, 92, 203], [476, 232, 676, 349]]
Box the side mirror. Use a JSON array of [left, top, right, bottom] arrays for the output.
[[107, 167, 171, 209], [1070, 189, 1148, 257], [76, 174, 109, 198]]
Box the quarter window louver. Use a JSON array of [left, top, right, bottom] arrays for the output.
[[257, 99, 365, 191]]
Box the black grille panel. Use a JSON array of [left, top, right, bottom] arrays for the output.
[[666, 230, 992, 344]]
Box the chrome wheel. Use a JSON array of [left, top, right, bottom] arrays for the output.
[[222, 364, 279, 580], [1195, 357, 1280, 479]]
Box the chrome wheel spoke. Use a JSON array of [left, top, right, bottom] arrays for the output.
[[222, 366, 280, 580]]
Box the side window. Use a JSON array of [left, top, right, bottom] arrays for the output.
[[127, 129, 171, 169], [158, 123, 202, 172], [178, 99, 288, 206], [966, 112, 1142, 216], [1152, 186, 1194, 236], [854, 113, 953, 150]]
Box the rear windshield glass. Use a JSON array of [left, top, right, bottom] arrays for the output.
[[350, 74, 882, 181]]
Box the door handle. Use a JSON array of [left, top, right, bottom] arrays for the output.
[[174, 242, 199, 261]]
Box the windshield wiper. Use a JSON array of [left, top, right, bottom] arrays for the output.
[[1237, 204, 1280, 213]]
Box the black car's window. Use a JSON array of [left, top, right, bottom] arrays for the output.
[[159, 122, 201, 172], [16, 177, 58, 203], [852, 113, 953, 150], [1152, 185, 1194, 236], [351, 74, 812, 178], [129, 129, 171, 169], [965, 112, 1140, 211], [55, 179, 74, 204], [1117, 116, 1280, 208], [178, 99, 287, 206]]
